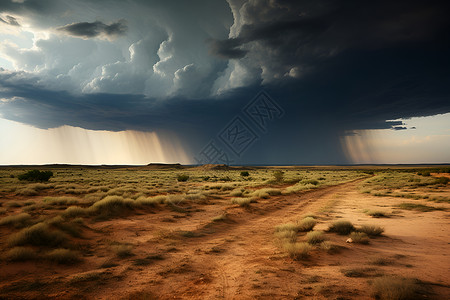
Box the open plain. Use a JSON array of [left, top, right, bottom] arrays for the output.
[[0, 165, 449, 299]]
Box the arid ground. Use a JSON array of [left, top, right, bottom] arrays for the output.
[[0, 165, 449, 299]]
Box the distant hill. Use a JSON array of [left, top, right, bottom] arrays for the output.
[[145, 163, 184, 169]]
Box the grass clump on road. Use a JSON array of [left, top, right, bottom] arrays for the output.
[[349, 232, 370, 244], [358, 225, 384, 237], [328, 220, 355, 235]]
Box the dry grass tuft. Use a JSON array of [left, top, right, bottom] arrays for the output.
[[349, 232, 370, 244], [319, 241, 340, 254], [89, 196, 135, 218], [328, 220, 355, 235], [371, 276, 419, 300], [46, 216, 83, 238], [398, 202, 443, 212], [8, 222, 67, 247], [45, 248, 81, 264], [365, 210, 388, 218], [43, 196, 79, 206], [62, 206, 86, 218], [282, 242, 313, 259], [3, 247, 38, 262], [231, 197, 253, 207], [113, 244, 134, 258], [274, 230, 297, 243], [135, 195, 166, 206], [306, 230, 326, 244], [0, 213, 32, 228], [359, 225, 384, 237], [297, 217, 317, 232], [211, 214, 228, 222]]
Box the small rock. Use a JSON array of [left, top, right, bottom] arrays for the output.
[[346, 238, 353, 243]]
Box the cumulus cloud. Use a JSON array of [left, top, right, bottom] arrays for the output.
[[57, 20, 127, 39], [0, 0, 232, 98]]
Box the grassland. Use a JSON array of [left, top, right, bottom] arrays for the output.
[[0, 165, 448, 299]]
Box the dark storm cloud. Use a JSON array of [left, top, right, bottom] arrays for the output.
[[0, 0, 59, 14], [57, 20, 127, 38], [208, 38, 248, 59], [1, 0, 450, 164], [0, 15, 20, 26], [212, 0, 450, 66], [392, 126, 407, 131]]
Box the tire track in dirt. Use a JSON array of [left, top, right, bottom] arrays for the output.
[[172, 178, 366, 299]]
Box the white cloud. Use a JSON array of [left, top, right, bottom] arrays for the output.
[[0, 0, 232, 98]]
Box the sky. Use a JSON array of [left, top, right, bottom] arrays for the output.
[[0, 0, 449, 165]]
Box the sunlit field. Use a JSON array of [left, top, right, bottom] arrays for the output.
[[0, 165, 449, 299]]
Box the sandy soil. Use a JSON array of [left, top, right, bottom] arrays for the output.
[[1, 178, 449, 299]]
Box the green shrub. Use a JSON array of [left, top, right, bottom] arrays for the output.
[[306, 231, 326, 244], [8, 222, 67, 247], [417, 171, 430, 176], [177, 174, 189, 182], [18, 170, 53, 182], [328, 220, 355, 235], [240, 171, 250, 177], [349, 232, 370, 244], [45, 248, 81, 264], [273, 170, 284, 182], [359, 225, 384, 237], [4, 247, 38, 262], [434, 176, 449, 185]]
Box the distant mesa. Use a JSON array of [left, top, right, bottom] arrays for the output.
[[146, 163, 183, 169], [194, 164, 230, 171]]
